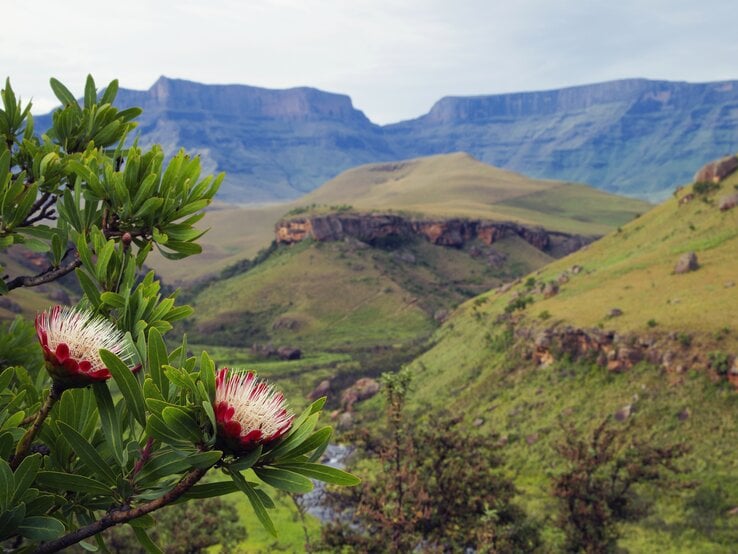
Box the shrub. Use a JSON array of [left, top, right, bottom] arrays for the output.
[[708, 351, 732, 375], [0, 76, 357, 552], [552, 418, 689, 553]]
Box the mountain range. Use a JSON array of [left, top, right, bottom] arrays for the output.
[[35, 76, 738, 202]]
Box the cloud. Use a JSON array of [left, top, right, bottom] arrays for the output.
[[2, 0, 735, 123]]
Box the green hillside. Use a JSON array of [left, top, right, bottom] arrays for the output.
[[400, 172, 738, 551], [296, 152, 649, 235], [149, 153, 649, 283]]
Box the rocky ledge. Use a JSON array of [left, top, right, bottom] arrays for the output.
[[275, 213, 593, 256]]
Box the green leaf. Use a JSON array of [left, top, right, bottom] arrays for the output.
[[76, 269, 101, 309], [145, 415, 187, 447], [100, 349, 146, 427], [183, 481, 239, 499], [36, 471, 112, 495], [230, 445, 262, 472], [49, 77, 79, 109], [184, 450, 222, 469], [161, 407, 202, 444], [57, 422, 117, 484], [0, 459, 14, 511], [12, 453, 42, 503], [266, 413, 319, 461], [100, 291, 126, 309], [279, 427, 332, 461], [253, 467, 314, 494], [132, 526, 163, 554], [92, 382, 126, 467], [228, 469, 276, 537], [277, 462, 361, 486], [147, 328, 168, 398], [18, 515, 65, 540]]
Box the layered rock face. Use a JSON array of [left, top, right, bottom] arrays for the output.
[[275, 213, 592, 256]]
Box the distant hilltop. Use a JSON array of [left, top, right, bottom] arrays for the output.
[[35, 77, 738, 202]]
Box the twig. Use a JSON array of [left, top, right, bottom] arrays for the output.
[[11, 384, 62, 470], [34, 467, 209, 553], [6, 256, 81, 291]]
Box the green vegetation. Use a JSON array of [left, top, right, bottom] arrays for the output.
[[396, 173, 738, 551], [143, 152, 648, 284]]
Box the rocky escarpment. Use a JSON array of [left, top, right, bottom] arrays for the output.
[[515, 324, 738, 387], [275, 213, 593, 256]]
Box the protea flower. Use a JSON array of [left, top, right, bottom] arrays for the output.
[[35, 305, 134, 388], [215, 368, 293, 455]]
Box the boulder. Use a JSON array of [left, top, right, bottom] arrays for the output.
[[277, 346, 302, 360], [607, 308, 623, 318], [341, 377, 381, 411], [694, 155, 738, 184], [308, 379, 331, 401], [718, 193, 738, 211], [674, 252, 699, 274], [543, 281, 559, 298], [614, 404, 635, 422]]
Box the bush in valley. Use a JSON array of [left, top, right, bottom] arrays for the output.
[[693, 181, 720, 196], [505, 295, 534, 313], [708, 351, 731, 375], [552, 417, 689, 553], [317, 369, 541, 553]]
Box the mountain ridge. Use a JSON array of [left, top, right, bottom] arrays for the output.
[[33, 76, 738, 201]]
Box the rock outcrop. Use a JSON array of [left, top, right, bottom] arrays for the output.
[[693, 155, 738, 184], [275, 213, 593, 256]]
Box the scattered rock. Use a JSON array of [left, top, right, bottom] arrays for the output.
[[561, 407, 575, 417], [277, 346, 302, 360], [472, 418, 484, 427], [393, 250, 416, 264], [336, 411, 354, 430], [542, 281, 559, 298], [272, 317, 301, 331], [0, 297, 22, 314], [679, 193, 694, 206], [693, 155, 738, 184], [674, 252, 699, 274], [607, 308, 623, 318], [525, 433, 539, 445], [725, 281, 736, 288], [496, 436, 509, 447], [557, 272, 570, 284], [614, 404, 635, 422], [571, 264, 583, 274], [308, 379, 331, 401], [433, 309, 449, 323], [677, 408, 691, 421], [341, 378, 380, 411], [718, 193, 738, 211]]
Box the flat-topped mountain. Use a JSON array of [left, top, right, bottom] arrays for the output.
[[386, 79, 738, 199], [34, 77, 738, 201]]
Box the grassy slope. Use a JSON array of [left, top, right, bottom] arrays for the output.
[[403, 175, 738, 551], [148, 153, 649, 283]]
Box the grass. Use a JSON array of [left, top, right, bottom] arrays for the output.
[[398, 174, 738, 551], [145, 152, 649, 284]]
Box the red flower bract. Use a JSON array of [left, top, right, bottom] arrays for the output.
[[214, 368, 293, 455], [35, 305, 134, 388]]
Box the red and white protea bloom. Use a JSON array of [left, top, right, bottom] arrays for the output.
[[35, 305, 134, 388], [215, 368, 293, 455]]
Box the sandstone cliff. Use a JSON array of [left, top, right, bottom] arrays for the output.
[[275, 213, 592, 256]]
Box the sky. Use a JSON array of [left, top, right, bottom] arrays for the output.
[[2, 0, 736, 124]]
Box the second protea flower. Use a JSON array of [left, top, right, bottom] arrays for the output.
[[215, 368, 293, 455], [35, 305, 134, 388]]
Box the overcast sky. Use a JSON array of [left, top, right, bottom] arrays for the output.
[[2, 0, 736, 123]]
